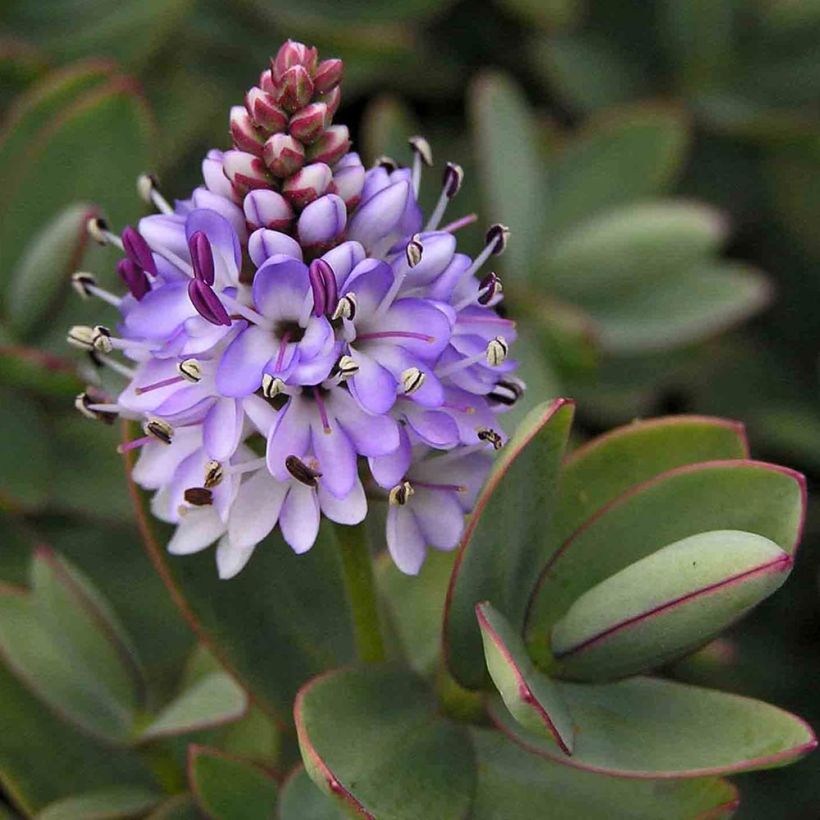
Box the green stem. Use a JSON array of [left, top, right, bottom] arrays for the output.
[[334, 522, 386, 663]]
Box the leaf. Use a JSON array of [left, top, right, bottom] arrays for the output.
[[188, 746, 277, 820], [295, 665, 475, 820], [469, 71, 545, 284], [584, 262, 772, 354], [278, 767, 350, 820], [36, 787, 162, 820], [139, 673, 247, 741], [543, 106, 690, 236], [476, 602, 574, 754], [551, 530, 792, 681], [361, 95, 419, 167], [0, 346, 82, 397], [545, 201, 727, 301], [526, 460, 805, 661], [444, 399, 574, 689], [494, 0, 582, 30], [128, 469, 357, 726], [145, 795, 199, 820], [489, 676, 816, 777], [555, 414, 749, 544], [470, 728, 739, 819], [7, 204, 98, 338]]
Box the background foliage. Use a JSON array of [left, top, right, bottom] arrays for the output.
[[1, 1, 819, 817]]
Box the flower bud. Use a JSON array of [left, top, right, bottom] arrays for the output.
[[282, 162, 332, 209], [328, 157, 365, 210], [245, 88, 288, 134], [272, 40, 318, 83], [289, 102, 329, 144], [229, 106, 265, 156], [313, 59, 344, 95], [244, 189, 294, 231], [121, 226, 157, 276], [319, 85, 341, 118], [222, 150, 271, 195], [202, 149, 236, 200], [307, 125, 350, 165], [298, 194, 346, 247], [276, 65, 314, 113], [260, 69, 276, 95], [262, 133, 305, 178], [117, 258, 150, 300]]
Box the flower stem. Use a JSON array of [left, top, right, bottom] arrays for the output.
[[334, 522, 386, 663]]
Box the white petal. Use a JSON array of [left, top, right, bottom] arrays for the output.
[[167, 508, 225, 555]]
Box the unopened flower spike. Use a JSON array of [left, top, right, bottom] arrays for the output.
[[68, 37, 521, 579]]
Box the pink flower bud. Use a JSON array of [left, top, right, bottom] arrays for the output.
[[222, 150, 271, 196], [308, 125, 350, 165], [328, 156, 365, 210], [230, 106, 264, 156], [319, 85, 341, 118], [272, 40, 318, 82], [289, 103, 329, 144], [243, 189, 294, 231], [245, 87, 287, 134], [276, 65, 314, 113], [202, 149, 238, 201], [282, 162, 332, 209], [262, 133, 305, 178], [313, 59, 344, 95], [260, 69, 276, 95]]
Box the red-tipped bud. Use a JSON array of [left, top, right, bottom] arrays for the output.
[[307, 125, 350, 165], [282, 162, 332, 209], [243, 189, 294, 231], [313, 59, 344, 95], [263, 133, 305, 178], [276, 65, 314, 113], [260, 69, 276, 95], [222, 150, 272, 195], [289, 102, 329, 144], [319, 85, 341, 118], [272, 40, 319, 82], [245, 87, 287, 134], [230, 106, 265, 156]]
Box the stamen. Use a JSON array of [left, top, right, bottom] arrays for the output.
[[400, 367, 425, 395], [86, 217, 124, 250], [286, 455, 322, 487], [204, 460, 224, 488], [91, 325, 113, 353], [412, 480, 468, 493], [388, 480, 414, 506], [425, 162, 463, 231], [137, 173, 174, 215], [453, 272, 503, 312], [356, 330, 434, 343], [74, 391, 117, 424], [94, 353, 136, 379], [184, 487, 213, 506], [313, 387, 331, 433], [225, 457, 266, 476], [375, 155, 399, 173], [71, 272, 98, 300], [117, 435, 152, 454], [486, 336, 509, 366], [67, 325, 96, 351], [442, 400, 476, 414], [408, 136, 432, 197], [220, 293, 271, 328], [488, 377, 525, 407], [135, 375, 184, 395], [477, 427, 504, 450], [435, 338, 507, 378], [441, 213, 478, 234], [332, 293, 357, 321], [332, 355, 359, 380], [262, 374, 286, 398], [143, 418, 174, 445], [405, 236, 423, 268], [461, 226, 510, 281], [178, 358, 203, 383], [274, 331, 293, 371]]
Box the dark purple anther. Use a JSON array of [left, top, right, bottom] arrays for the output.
[[187, 278, 231, 326], [308, 259, 337, 318], [121, 226, 157, 276], [189, 231, 215, 285], [116, 258, 150, 301], [478, 271, 502, 305]]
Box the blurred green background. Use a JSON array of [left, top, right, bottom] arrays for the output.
[[1, 0, 819, 816]]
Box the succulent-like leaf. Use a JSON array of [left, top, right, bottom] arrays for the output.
[[35, 786, 162, 820], [476, 602, 574, 754], [295, 665, 475, 820], [489, 676, 816, 777], [144, 795, 199, 820], [188, 746, 277, 820], [470, 728, 739, 818], [279, 766, 347, 819], [361, 95, 419, 167], [444, 399, 574, 689], [138, 672, 247, 742], [526, 459, 805, 664], [551, 530, 792, 680], [0, 389, 51, 510], [0, 345, 82, 398]]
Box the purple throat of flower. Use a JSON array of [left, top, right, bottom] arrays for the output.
[[68, 38, 523, 580]]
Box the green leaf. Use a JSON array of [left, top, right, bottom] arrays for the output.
[[495, 0, 582, 30], [295, 665, 475, 820], [470, 728, 739, 819], [145, 795, 199, 820], [278, 767, 348, 820], [526, 460, 805, 661], [489, 676, 816, 776], [139, 673, 247, 741], [129, 475, 357, 725], [36, 787, 162, 820], [444, 399, 574, 689], [543, 106, 689, 236], [0, 345, 82, 398], [545, 201, 727, 301], [188, 746, 277, 820], [552, 530, 792, 680], [469, 71, 545, 283], [476, 602, 574, 754], [555, 414, 749, 545], [0, 390, 51, 511], [584, 262, 772, 354], [361, 95, 419, 167]]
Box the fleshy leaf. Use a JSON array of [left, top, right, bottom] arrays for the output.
[[489, 676, 816, 777], [295, 665, 475, 820], [471, 728, 739, 818], [361, 95, 419, 167], [526, 459, 805, 664], [551, 530, 792, 680], [278, 766, 347, 820], [444, 399, 574, 689], [188, 746, 277, 820], [35, 787, 162, 820], [144, 795, 199, 820], [476, 602, 574, 754], [138, 672, 247, 741], [0, 346, 82, 398], [0, 389, 51, 510]]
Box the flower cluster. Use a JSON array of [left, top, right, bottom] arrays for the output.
[[70, 41, 522, 578]]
